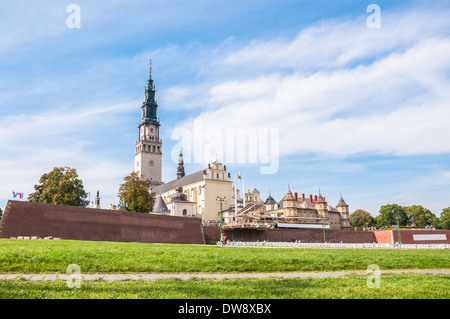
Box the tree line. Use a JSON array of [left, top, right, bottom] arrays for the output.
[[350, 204, 450, 230]]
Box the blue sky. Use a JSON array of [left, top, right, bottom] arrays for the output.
[[1, 0, 450, 216]]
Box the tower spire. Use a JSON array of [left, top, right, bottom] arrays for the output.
[[141, 59, 158, 126], [177, 149, 185, 179]]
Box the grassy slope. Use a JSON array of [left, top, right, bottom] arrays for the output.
[[0, 239, 449, 274]]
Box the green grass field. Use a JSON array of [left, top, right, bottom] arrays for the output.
[[0, 239, 449, 273], [0, 239, 449, 299], [1, 274, 449, 299]]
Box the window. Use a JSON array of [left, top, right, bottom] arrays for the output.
[[183, 209, 187, 216]]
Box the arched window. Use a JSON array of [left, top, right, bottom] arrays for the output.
[[182, 209, 187, 216]]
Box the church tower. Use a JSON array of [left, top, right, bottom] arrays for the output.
[[134, 62, 163, 187]]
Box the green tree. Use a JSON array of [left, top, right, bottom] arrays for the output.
[[376, 204, 407, 228], [0, 207, 3, 220], [405, 205, 437, 228], [117, 172, 155, 213], [28, 166, 88, 207], [438, 207, 450, 229], [350, 209, 374, 229]]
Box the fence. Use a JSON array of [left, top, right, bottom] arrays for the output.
[[220, 241, 450, 249]]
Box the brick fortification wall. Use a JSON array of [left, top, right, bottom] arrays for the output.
[[373, 230, 393, 244], [3, 201, 448, 245], [203, 226, 377, 244], [203, 227, 450, 244], [0, 201, 205, 245], [392, 229, 450, 244]]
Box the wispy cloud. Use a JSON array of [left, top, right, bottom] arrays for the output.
[[167, 8, 450, 160], [0, 100, 137, 208]]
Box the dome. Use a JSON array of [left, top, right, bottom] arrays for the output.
[[171, 187, 187, 201]]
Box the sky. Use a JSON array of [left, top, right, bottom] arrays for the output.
[[1, 0, 450, 217]]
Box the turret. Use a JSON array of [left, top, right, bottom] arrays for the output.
[[336, 193, 349, 216]]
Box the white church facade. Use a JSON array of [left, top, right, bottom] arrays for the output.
[[151, 157, 234, 221]]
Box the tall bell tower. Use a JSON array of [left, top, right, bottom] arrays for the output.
[[134, 61, 163, 187]]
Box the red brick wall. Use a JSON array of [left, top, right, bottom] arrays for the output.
[[0, 201, 205, 245], [202, 226, 221, 244], [392, 230, 450, 244], [204, 226, 377, 243], [374, 231, 393, 244], [5, 201, 447, 246]]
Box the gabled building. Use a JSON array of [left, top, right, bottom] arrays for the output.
[[272, 188, 350, 229], [150, 153, 234, 221]]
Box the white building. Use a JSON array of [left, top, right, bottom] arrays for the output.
[[150, 156, 234, 221]]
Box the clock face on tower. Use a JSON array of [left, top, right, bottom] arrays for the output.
[[149, 160, 154, 167]]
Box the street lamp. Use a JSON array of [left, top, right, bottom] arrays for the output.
[[394, 209, 402, 245], [216, 196, 227, 240], [322, 224, 326, 243]]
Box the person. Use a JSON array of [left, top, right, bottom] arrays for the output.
[[220, 234, 227, 246]]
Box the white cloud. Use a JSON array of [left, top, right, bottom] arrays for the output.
[[220, 10, 450, 72], [167, 8, 450, 161], [0, 100, 137, 209]]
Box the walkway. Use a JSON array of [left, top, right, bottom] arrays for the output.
[[1, 269, 449, 282]]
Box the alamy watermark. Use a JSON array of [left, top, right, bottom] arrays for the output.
[[66, 4, 81, 29], [171, 120, 279, 174], [366, 264, 381, 288], [66, 264, 82, 288], [367, 4, 381, 28]]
